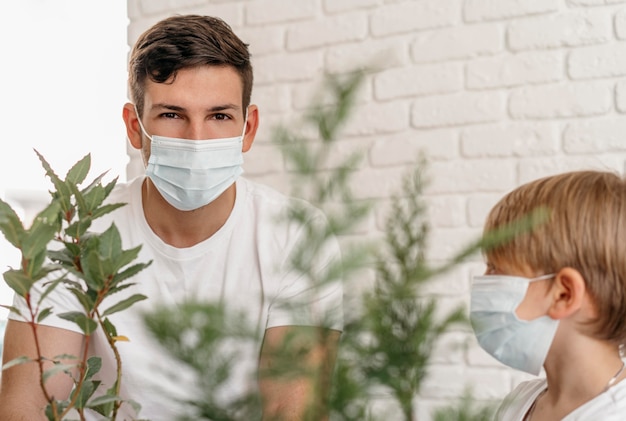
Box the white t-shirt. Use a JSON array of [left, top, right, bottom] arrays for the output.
[[495, 377, 626, 420], [10, 177, 343, 421]]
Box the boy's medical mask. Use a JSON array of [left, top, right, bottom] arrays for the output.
[[136, 110, 247, 211], [470, 273, 559, 376]]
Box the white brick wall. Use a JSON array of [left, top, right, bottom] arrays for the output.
[[126, 1, 626, 419]]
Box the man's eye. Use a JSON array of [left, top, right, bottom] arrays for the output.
[[213, 113, 230, 120], [161, 112, 179, 119]]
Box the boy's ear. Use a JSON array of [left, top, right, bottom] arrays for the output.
[[547, 267, 586, 320]]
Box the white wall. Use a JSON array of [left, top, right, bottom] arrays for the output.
[[126, 0, 626, 418], [0, 1, 129, 319]]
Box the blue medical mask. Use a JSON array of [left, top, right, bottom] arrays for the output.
[[136, 111, 247, 211], [470, 273, 559, 375]]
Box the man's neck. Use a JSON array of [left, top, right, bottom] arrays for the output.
[[141, 178, 236, 248]]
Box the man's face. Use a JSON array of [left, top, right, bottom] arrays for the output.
[[138, 65, 246, 164]]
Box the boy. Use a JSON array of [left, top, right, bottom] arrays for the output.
[[471, 170, 626, 420]]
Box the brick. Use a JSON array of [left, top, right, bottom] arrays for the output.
[[461, 123, 559, 157], [507, 10, 610, 51], [518, 155, 626, 185], [468, 194, 504, 227], [370, 0, 461, 36], [419, 365, 467, 398], [291, 78, 372, 110], [569, 43, 626, 79], [243, 143, 285, 176], [253, 51, 323, 84], [617, 80, 626, 112], [411, 92, 505, 129], [287, 13, 368, 51], [464, 0, 559, 22], [563, 119, 626, 153], [251, 84, 291, 113], [426, 196, 468, 228], [374, 63, 463, 101], [245, 0, 316, 25], [429, 332, 469, 364], [237, 26, 285, 56], [323, 0, 382, 14], [368, 130, 459, 167], [466, 51, 563, 89], [464, 367, 514, 400], [411, 24, 502, 63], [567, 0, 626, 5], [427, 159, 516, 194], [185, 3, 243, 26], [326, 38, 410, 74], [509, 82, 612, 120], [342, 101, 411, 136], [616, 8, 626, 39], [350, 166, 409, 200], [428, 228, 490, 264]]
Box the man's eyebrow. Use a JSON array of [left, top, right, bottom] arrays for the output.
[[152, 103, 186, 112], [150, 103, 240, 113]]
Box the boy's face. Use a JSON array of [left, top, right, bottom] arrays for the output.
[[484, 261, 553, 321]]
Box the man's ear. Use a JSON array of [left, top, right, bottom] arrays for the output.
[[242, 104, 259, 153], [123, 103, 143, 150], [547, 267, 586, 320]]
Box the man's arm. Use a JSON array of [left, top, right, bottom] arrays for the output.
[[0, 319, 84, 421], [258, 325, 341, 421]]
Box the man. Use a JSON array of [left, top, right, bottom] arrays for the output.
[[0, 15, 343, 420]]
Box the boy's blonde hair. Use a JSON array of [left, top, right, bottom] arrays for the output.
[[485, 170, 626, 343]]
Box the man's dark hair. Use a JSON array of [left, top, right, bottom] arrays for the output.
[[128, 14, 253, 115]]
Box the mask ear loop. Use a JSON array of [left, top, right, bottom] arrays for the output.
[[241, 108, 249, 139], [133, 104, 153, 141]]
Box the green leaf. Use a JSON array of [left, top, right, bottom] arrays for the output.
[[24, 249, 47, 278], [42, 363, 77, 383], [64, 217, 93, 239], [3, 269, 34, 297], [0, 198, 25, 248], [38, 277, 64, 307], [67, 287, 95, 313], [87, 393, 122, 416], [80, 249, 108, 290], [80, 184, 107, 218], [47, 248, 76, 266], [102, 317, 118, 338], [98, 224, 122, 261], [35, 150, 73, 213], [2, 355, 31, 370], [102, 294, 147, 316], [65, 153, 91, 186], [90, 202, 125, 221], [57, 311, 98, 335], [0, 304, 23, 318], [111, 261, 152, 286], [37, 307, 54, 323], [85, 356, 102, 380], [71, 379, 100, 409]]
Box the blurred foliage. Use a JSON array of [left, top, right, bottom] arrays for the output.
[[144, 71, 508, 421]]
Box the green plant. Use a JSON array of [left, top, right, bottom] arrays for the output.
[[141, 71, 507, 421], [0, 152, 151, 420]]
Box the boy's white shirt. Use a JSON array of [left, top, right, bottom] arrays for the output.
[[495, 371, 626, 420]]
